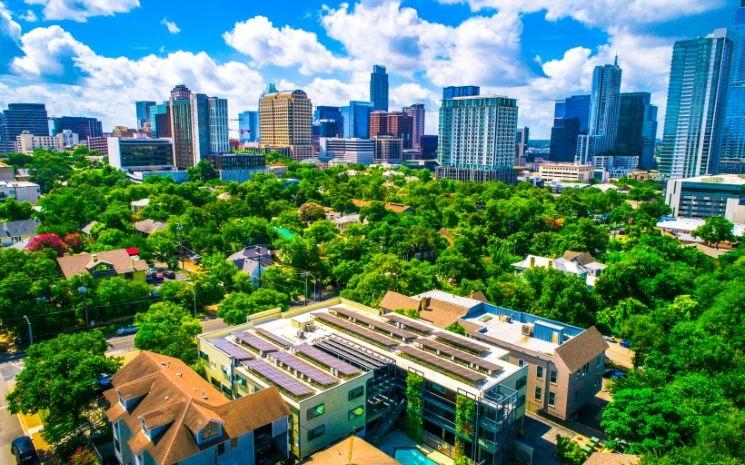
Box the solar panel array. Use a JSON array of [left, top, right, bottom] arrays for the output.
[[255, 328, 292, 348], [329, 307, 417, 341], [233, 331, 279, 353], [382, 313, 434, 334], [210, 337, 254, 361], [241, 359, 314, 397], [269, 351, 338, 387], [435, 331, 490, 354], [416, 338, 503, 374], [398, 345, 486, 385], [313, 312, 400, 348], [295, 343, 361, 377]]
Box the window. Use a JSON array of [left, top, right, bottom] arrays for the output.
[[231, 438, 238, 448], [201, 423, 219, 441], [515, 376, 527, 389], [518, 359, 525, 367], [199, 351, 209, 361], [348, 386, 364, 401], [536, 366, 544, 379], [550, 371, 557, 385], [517, 394, 526, 408], [307, 403, 325, 420], [348, 406, 364, 420], [217, 443, 225, 455], [548, 392, 555, 406], [596, 355, 603, 367], [534, 387, 542, 400], [308, 425, 325, 441]]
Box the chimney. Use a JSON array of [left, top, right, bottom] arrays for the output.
[[91, 254, 98, 262], [201, 390, 207, 399], [176, 372, 183, 378]]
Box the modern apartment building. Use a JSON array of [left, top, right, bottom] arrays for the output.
[[170, 85, 196, 169], [104, 351, 290, 465], [239, 110, 260, 143], [341, 101, 373, 139], [615, 93, 658, 169], [107, 137, 174, 171], [370, 65, 389, 111], [198, 297, 527, 464], [259, 89, 313, 160], [660, 30, 733, 178], [49, 116, 103, 141], [442, 86, 480, 100], [380, 290, 608, 421], [319, 138, 375, 165], [169, 85, 229, 169], [0, 103, 49, 154], [135, 100, 156, 131], [208, 97, 229, 154], [437, 95, 518, 183], [16, 130, 79, 154], [373, 136, 403, 163], [403, 104, 426, 150], [370, 111, 414, 149], [203, 153, 267, 183], [576, 59, 622, 163], [721, 1, 745, 174], [664, 174, 745, 222], [538, 162, 594, 183]]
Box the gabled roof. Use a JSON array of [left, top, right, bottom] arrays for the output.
[[554, 326, 608, 373], [57, 249, 148, 279], [228, 246, 273, 276], [134, 219, 168, 235], [104, 351, 289, 465], [1, 219, 40, 239], [304, 436, 400, 465], [379, 291, 419, 312], [584, 452, 639, 465]]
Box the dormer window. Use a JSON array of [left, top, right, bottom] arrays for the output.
[[200, 422, 220, 442]]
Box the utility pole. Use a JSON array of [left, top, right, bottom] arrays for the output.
[[23, 315, 33, 345]]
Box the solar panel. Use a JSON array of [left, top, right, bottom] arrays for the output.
[[382, 313, 434, 334], [295, 343, 361, 377], [233, 331, 279, 353], [416, 338, 502, 375], [313, 312, 400, 348], [241, 359, 314, 397], [269, 351, 338, 386], [255, 328, 292, 349], [210, 337, 254, 361], [313, 337, 390, 371], [435, 331, 490, 354], [329, 307, 417, 341], [398, 345, 486, 385]]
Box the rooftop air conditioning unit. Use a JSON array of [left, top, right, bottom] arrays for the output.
[[506, 316, 513, 324], [522, 324, 533, 336]]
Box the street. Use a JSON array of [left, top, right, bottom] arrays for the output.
[[106, 316, 229, 356]]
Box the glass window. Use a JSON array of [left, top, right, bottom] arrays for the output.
[[308, 425, 325, 441], [518, 359, 525, 367], [201, 423, 219, 441], [550, 371, 557, 384], [217, 443, 225, 455], [348, 406, 364, 420], [548, 392, 556, 406], [536, 366, 544, 379], [534, 387, 542, 400], [348, 386, 364, 401], [307, 403, 325, 420]]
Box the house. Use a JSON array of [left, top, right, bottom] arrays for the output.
[[351, 199, 413, 214], [103, 351, 290, 465], [130, 198, 150, 212], [332, 214, 361, 231], [512, 251, 606, 287], [81, 220, 100, 236], [133, 219, 168, 236], [0, 180, 41, 203], [0, 219, 40, 247], [379, 289, 608, 421], [584, 452, 639, 465], [228, 246, 273, 284], [57, 249, 148, 281], [303, 436, 400, 465]]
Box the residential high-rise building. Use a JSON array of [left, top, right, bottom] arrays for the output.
[[369, 111, 414, 149], [238, 110, 259, 143], [149, 102, 170, 138], [615, 92, 658, 169], [660, 30, 733, 178], [190, 93, 210, 159], [0, 103, 48, 153], [437, 95, 518, 182], [341, 101, 372, 139], [550, 95, 590, 162], [576, 59, 622, 163], [169, 85, 195, 169], [49, 116, 103, 141], [515, 127, 529, 163], [135, 101, 156, 131], [403, 104, 425, 150], [259, 88, 313, 160], [208, 97, 229, 153], [720, 1, 745, 173], [373, 135, 403, 163], [442, 86, 480, 100], [370, 65, 389, 112]]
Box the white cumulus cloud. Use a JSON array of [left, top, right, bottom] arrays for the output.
[[160, 17, 180, 34], [0, 1, 21, 41], [25, 0, 140, 22]]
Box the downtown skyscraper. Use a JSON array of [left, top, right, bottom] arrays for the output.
[[615, 93, 658, 169], [550, 95, 590, 161], [403, 104, 425, 151], [259, 88, 313, 160], [238, 111, 259, 143], [370, 65, 389, 112], [135, 101, 156, 131], [576, 59, 622, 163], [0, 103, 49, 154], [341, 101, 373, 139], [720, 1, 745, 173], [660, 30, 733, 178]]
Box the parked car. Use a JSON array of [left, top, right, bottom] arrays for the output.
[[163, 269, 176, 279], [11, 436, 39, 465], [116, 325, 138, 336], [602, 335, 617, 343], [154, 272, 165, 281], [620, 339, 632, 348]]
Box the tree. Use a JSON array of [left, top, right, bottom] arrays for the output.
[[299, 202, 327, 222], [0, 198, 34, 221], [134, 302, 202, 364], [28, 233, 67, 256], [7, 331, 120, 444], [217, 289, 290, 325], [187, 160, 218, 182], [693, 217, 736, 249]]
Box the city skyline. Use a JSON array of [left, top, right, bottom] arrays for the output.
[[0, 0, 736, 139]]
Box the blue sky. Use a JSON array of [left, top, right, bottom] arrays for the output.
[[0, 0, 736, 138]]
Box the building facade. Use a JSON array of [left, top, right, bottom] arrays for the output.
[[437, 95, 518, 183], [204, 153, 267, 183], [720, 1, 745, 174], [16, 130, 79, 154], [403, 104, 426, 150], [660, 30, 734, 178], [576, 59, 623, 163], [107, 138, 174, 171], [0, 180, 41, 203], [170, 85, 195, 169], [208, 97, 229, 153], [239, 110, 260, 143], [49, 116, 103, 141], [515, 127, 529, 164], [259, 89, 314, 160], [538, 163, 594, 183], [550, 95, 590, 162], [615, 92, 658, 169], [319, 138, 375, 165], [442, 86, 480, 100], [373, 136, 403, 163], [0, 103, 49, 154], [370, 65, 389, 112], [665, 174, 745, 221], [420, 135, 438, 159], [341, 101, 372, 139], [149, 102, 170, 138], [370, 111, 414, 149], [135, 101, 156, 131]]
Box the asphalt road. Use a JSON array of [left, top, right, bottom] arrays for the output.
[[106, 316, 229, 356]]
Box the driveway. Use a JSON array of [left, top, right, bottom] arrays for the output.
[[518, 413, 576, 465]]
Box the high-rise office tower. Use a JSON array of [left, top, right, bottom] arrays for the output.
[[370, 65, 389, 112], [149, 102, 170, 138], [576, 59, 622, 162], [515, 127, 529, 162], [341, 101, 373, 139], [442, 86, 480, 100], [238, 111, 259, 143], [437, 95, 518, 182], [190, 93, 210, 159], [170, 85, 195, 169], [49, 116, 103, 141], [259, 88, 313, 160], [550, 95, 590, 162], [313, 106, 342, 138], [615, 92, 658, 169], [135, 101, 156, 131], [403, 104, 425, 150], [720, 1, 745, 173], [370, 111, 414, 149], [0, 103, 49, 154], [660, 30, 733, 178], [208, 97, 229, 154]]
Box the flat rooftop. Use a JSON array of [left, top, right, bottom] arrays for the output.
[[462, 313, 560, 356], [677, 174, 745, 185]]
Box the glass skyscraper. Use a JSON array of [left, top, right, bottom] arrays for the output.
[[550, 95, 590, 161], [0, 103, 49, 154], [208, 97, 229, 154], [442, 86, 480, 100], [135, 101, 156, 131], [149, 103, 170, 138], [576, 59, 622, 163], [238, 111, 259, 143], [49, 116, 103, 141], [313, 106, 342, 138], [615, 92, 658, 169], [720, 1, 745, 173], [341, 101, 373, 139], [660, 30, 733, 178], [370, 65, 389, 112]]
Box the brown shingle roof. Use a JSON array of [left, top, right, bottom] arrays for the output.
[[584, 452, 639, 465], [103, 351, 289, 465], [554, 326, 609, 373], [420, 298, 469, 329], [57, 249, 148, 279], [304, 436, 400, 465], [562, 250, 597, 266], [379, 291, 420, 312], [134, 219, 168, 235]]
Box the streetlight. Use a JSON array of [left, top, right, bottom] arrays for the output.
[[23, 315, 33, 345], [78, 286, 90, 328]]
